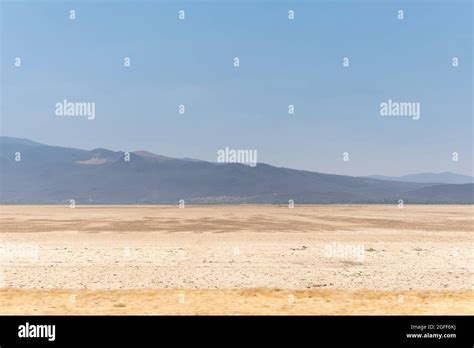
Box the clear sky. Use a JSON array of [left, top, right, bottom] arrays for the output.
[[1, 0, 472, 176]]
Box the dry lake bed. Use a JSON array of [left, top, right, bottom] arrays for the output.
[[0, 204, 472, 314]]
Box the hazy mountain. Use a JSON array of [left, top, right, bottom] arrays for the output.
[[399, 183, 474, 203], [366, 172, 473, 185], [1, 137, 472, 204]]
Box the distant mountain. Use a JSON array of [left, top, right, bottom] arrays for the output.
[[1, 137, 472, 204], [366, 172, 473, 185], [399, 184, 474, 203], [0, 136, 43, 147]]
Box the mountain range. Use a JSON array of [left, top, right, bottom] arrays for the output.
[[366, 173, 473, 184], [0, 136, 472, 204]]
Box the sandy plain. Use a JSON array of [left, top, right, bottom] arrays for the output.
[[0, 204, 472, 314]]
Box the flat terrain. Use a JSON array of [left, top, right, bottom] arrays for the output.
[[0, 205, 472, 314], [1, 288, 472, 315]]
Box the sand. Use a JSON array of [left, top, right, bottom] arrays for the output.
[[1, 288, 472, 315], [0, 204, 472, 314]]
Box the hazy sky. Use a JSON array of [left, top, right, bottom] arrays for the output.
[[1, 0, 472, 176]]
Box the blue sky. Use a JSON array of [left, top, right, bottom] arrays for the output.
[[1, 0, 472, 176]]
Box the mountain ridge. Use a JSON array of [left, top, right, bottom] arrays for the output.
[[366, 172, 473, 185], [1, 136, 472, 204]]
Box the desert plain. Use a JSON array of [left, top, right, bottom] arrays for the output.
[[0, 204, 472, 314]]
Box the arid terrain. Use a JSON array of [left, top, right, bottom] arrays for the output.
[[0, 205, 472, 314]]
